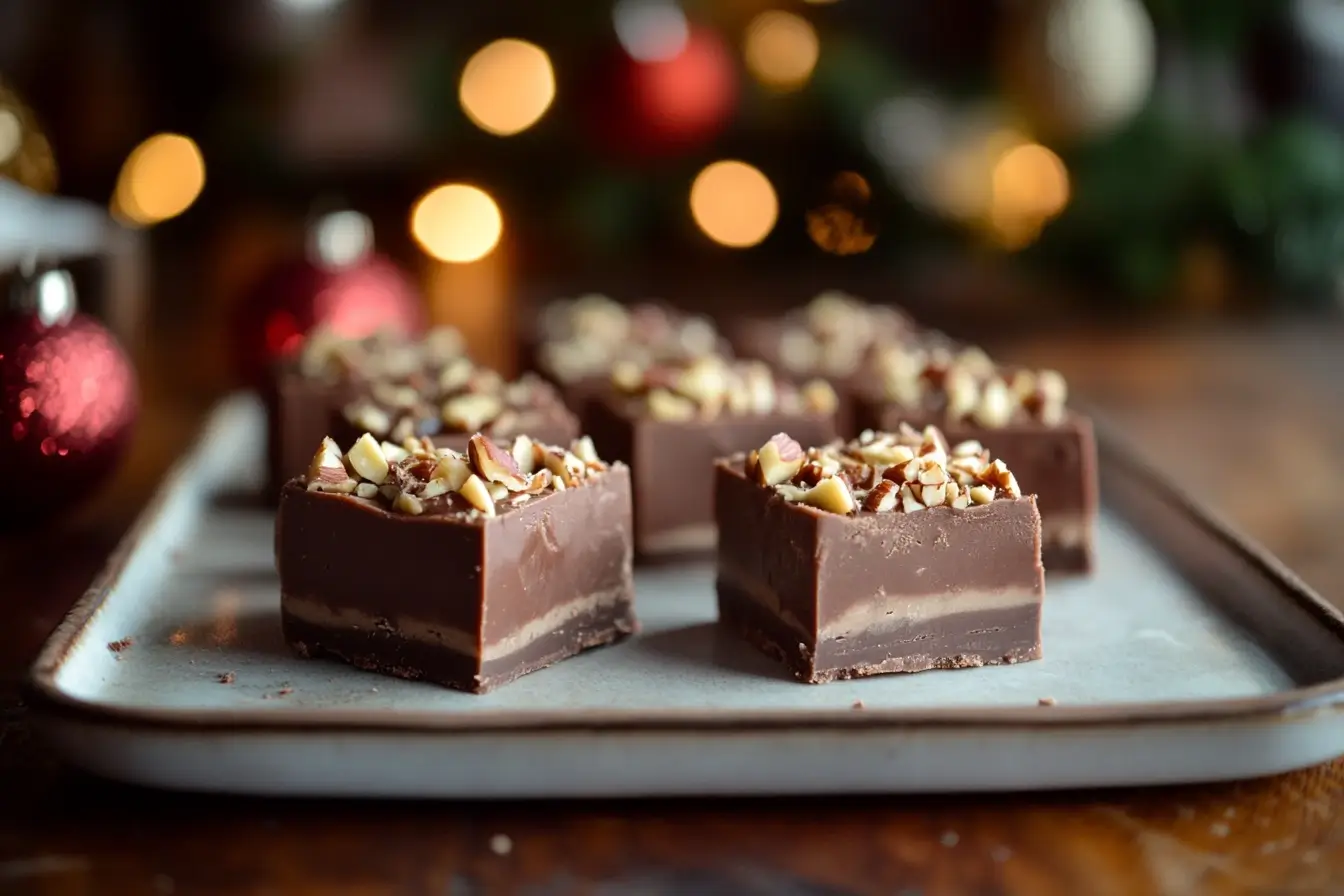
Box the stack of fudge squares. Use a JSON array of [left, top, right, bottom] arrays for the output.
[[271, 291, 1095, 692]]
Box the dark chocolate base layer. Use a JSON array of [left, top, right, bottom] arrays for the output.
[[282, 601, 638, 694], [1042, 542, 1093, 576], [717, 581, 1042, 684]]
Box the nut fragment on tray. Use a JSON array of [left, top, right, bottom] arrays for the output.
[[853, 342, 1098, 574], [714, 427, 1045, 683], [530, 294, 727, 413], [585, 354, 839, 557], [276, 431, 636, 693]]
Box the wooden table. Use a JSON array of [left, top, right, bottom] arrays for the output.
[[2, 320, 1343, 895]]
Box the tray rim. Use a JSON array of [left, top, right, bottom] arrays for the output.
[[22, 393, 1344, 736]]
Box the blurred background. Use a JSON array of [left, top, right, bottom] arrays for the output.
[[3, 0, 1344, 542], [7, 0, 1344, 374]]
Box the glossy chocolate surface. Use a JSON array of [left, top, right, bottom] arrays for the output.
[[275, 465, 636, 693], [714, 459, 1045, 682]]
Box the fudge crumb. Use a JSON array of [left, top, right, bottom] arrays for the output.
[[107, 637, 134, 655], [489, 834, 513, 856], [940, 831, 959, 848], [216, 672, 235, 685], [277, 688, 292, 697], [1210, 822, 1230, 838], [851, 699, 865, 710], [1037, 696, 1057, 706]]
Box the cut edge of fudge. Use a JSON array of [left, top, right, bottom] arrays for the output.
[[714, 426, 1045, 684], [586, 355, 842, 557], [276, 430, 636, 693]]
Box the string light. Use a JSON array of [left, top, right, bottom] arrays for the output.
[[112, 133, 205, 226], [988, 142, 1069, 249], [690, 160, 778, 248], [743, 11, 820, 92], [459, 39, 556, 137], [410, 184, 503, 263], [613, 0, 689, 63]]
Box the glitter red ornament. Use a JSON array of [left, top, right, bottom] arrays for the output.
[[0, 267, 139, 526], [230, 210, 425, 387]]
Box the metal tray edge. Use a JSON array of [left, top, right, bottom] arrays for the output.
[[22, 393, 1344, 736]]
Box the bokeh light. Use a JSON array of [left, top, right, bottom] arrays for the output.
[[112, 133, 205, 226], [310, 210, 373, 269], [690, 160, 778, 248], [807, 171, 877, 255], [988, 142, 1070, 249], [410, 184, 503, 263], [0, 110, 21, 165], [743, 11, 820, 92], [459, 39, 556, 137], [613, 0, 689, 63]]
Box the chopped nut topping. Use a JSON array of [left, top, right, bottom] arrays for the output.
[[467, 433, 529, 492], [537, 297, 724, 384], [775, 291, 913, 378], [869, 342, 1070, 428], [746, 427, 1025, 515], [305, 432, 615, 516], [346, 434, 390, 485], [615, 355, 835, 421], [754, 433, 806, 486], [295, 324, 466, 384]]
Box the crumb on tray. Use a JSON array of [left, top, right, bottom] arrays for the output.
[[1037, 696, 1056, 706], [107, 637, 134, 655], [216, 672, 235, 684]]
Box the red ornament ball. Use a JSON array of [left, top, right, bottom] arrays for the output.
[[230, 250, 424, 388], [0, 285, 139, 525], [587, 26, 738, 159]]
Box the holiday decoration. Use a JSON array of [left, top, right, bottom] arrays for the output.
[[998, 0, 1157, 143], [0, 267, 138, 526], [230, 210, 425, 386], [585, 25, 738, 159], [0, 77, 57, 193]]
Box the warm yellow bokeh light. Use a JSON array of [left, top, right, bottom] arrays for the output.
[[744, 11, 820, 92], [459, 39, 556, 137], [690, 160, 778, 248], [411, 183, 503, 263], [992, 143, 1070, 221], [988, 142, 1070, 249], [112, 133, 205, 226]]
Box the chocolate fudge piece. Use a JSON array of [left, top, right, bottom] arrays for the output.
[[853, 343, 1097, 574], [727, 290, 919, 434], [267, 325, 467, 498], [277, 431, 636, 693], [586, 355, 839, 556], [530, 294, 726, 416], [715, 427, 1045, 683]]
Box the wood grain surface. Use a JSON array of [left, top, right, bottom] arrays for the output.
[[1, 319, 1343, 896]]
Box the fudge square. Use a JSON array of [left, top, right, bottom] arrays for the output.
[[276, 431, 635, 693], [585, 355, 839, 556], [715, 426, 1045, 683], [267, 324, 467, 499], [530, 295, 727, 427], [854, 342, 1097, 574]]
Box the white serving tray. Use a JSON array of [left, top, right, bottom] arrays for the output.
[[26, 395, 1344, 797]]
